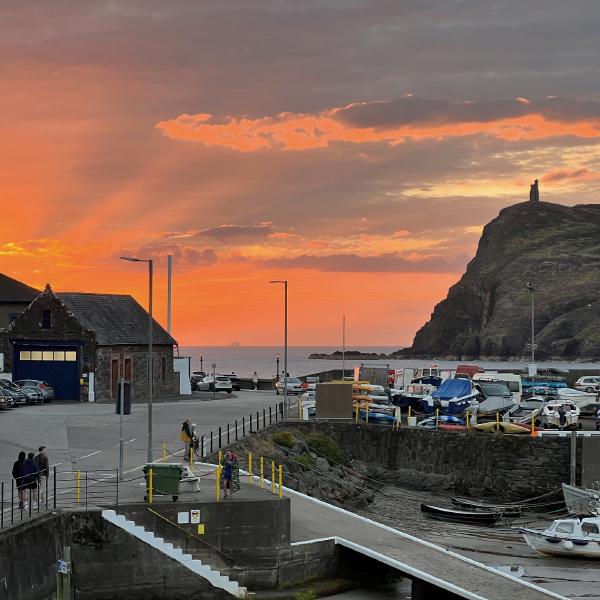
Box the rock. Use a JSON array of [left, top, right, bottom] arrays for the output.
[[403, 201, 600, 360], [315, 457, 331, 471]]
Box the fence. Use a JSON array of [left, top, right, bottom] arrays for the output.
[[0, 467, 118, 530]]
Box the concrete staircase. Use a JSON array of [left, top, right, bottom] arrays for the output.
[[102, 510, 246, 598]]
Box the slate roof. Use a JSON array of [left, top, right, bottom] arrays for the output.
[[57, 293, 176, 346], [0, 273, 39, 303]]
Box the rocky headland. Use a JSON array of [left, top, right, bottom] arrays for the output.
[[406, 200, 600, 360]]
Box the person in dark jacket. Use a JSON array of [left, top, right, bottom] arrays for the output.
[[21, 452, 39, 506], [180, 418, 194, 460], [34, 446, 49, 502], [12, 451, 26, 509]]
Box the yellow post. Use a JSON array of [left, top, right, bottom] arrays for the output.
[[366, 404, 369, 423], [298, 396, 302, 419], [248, 453, 253, 484], [354, 403, 359, 423], [408, 405, 412, 418], [260, 457, 264, 488], [496, 411, 500, 431], [162, 443, 167, 463], [148, 468, 153, 504], [278, 464, 283, 498], [466, 411, 470, 431], [218, 449, 222, 466], [271, 461, 275, 494], [435, 408, 439, 430], [531, 414, 537, 437], [216, 464, 221, 502], [76, 470, 81, 505], [190, 446, 194, 470]]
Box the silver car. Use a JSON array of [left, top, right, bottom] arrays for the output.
[[574, 376, 600, 393], [15, 379, 55, 402]]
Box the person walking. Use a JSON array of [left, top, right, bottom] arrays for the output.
[[34, 446, 49, 502], [21, 452, 38, 507], [12, 451, 26, 509], [180, 418, 194, 461], [252, 371, 259, 391], [220, 450, 240, 499]]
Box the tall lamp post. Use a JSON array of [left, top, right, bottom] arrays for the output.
[[200, 354, 204, 372], [120, 256, 154, 464], [527, 282, 535, 364], [270, 280, 288, 414], [275, 353, 280, 380]]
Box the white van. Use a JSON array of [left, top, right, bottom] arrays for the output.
[[473, 372, 522, 402]]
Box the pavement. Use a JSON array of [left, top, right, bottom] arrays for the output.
[[0, 389, 282, 482]]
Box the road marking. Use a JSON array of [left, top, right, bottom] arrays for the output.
[[111, 438, 136, 448], [77, 450, 102, 460]]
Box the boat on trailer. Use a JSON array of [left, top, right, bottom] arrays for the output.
[[521, 515, 600, 558], [422, 379, 479, 415]]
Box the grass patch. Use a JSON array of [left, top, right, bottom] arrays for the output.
[[295, 591, 316, 600], [293, 454, 316, 469], [306, 433, 347, 466], [273, 431, 295, 448]]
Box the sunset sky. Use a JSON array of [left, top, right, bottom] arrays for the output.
[[2, 1, 600, 346]]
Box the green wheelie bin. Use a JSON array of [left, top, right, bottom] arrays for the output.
[[143, 463, 182, 502]]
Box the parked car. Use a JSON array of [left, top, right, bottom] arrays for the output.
[[276, 377, 303, 395], [574, 376, 600, 393], [203, 375, 233, 394], [14, 379, 55, 402], [0, 389, 11, 410], [190, 371, 207, 391], [0, 379, 31, 405], [220, 373, 242, 391], [300, 376, 320, 391]]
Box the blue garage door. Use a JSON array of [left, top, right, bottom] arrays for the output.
[[14, 344, 80, 401]]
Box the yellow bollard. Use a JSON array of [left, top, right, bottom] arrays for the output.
[[496, 411, 500, 431], [531, 414, 537, 438], [260, 457, 264, 488], [218, 449, 222, 466], [271, 461, 275, 494], [248, 453, 253, 484], [278, 464, 283, 499], [190, 446, 194, 470], [435, 408, 439, 430], [466, 411, 470, 432], [354, 403, 359, 424], [408, 405, 412, 419], [148, 468, 153, 504], [76, 470, 81, 504], [298, 396, 303, 419], [366, 404, 369, 423], [216, 464, 221, 502], [162, 443, 167, 463]]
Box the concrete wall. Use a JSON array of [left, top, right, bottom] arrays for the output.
[[272, 421, 574, 500]]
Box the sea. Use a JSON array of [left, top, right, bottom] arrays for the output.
[[178, 346, 600, 379]]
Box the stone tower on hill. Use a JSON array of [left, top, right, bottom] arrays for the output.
[[529, 179, 540, 202]]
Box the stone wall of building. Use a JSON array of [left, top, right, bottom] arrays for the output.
[[95, 344, 178, 402]]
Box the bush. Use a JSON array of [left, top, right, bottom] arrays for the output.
[[294, 454, 315, 469], [305, 433, 347, 465], [273, 431, 295, 448]]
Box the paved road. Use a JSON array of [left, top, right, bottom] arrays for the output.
[[0, 390, 282, 481]]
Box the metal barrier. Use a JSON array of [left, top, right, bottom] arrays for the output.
[[0, 467, 119, 530]]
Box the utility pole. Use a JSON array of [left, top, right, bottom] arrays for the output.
[[527, 282, 535, 364], [342, 314, 346, 380]]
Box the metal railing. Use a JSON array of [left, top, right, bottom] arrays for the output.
[[0, 467, 118, 530]]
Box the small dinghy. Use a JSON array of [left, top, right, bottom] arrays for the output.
[[451, 497, 522, 517], [420, 503, 502, 525], [521, 515, 600, 558]]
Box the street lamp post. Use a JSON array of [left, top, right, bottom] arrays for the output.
[[276, 354, 280, 380], [270, 281, 288, 414], [212, 363, 217, 400], [200, 354, 203, 372], [527, 282, 535, 364], [120, 256, 154, 464]]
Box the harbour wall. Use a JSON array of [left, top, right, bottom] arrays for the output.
[[268, 422, 576, 500]]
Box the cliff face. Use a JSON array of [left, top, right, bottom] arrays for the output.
[[408, 201, 600, 360]]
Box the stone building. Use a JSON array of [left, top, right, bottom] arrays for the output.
[[0, 273, 39, 328], [0, 284, 178, 402], [529, 179, 540, 202]]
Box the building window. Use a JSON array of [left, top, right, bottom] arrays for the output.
[[54, 351, 65, 361], [42, 310, 51, 329], [161, 357, 167, 382], [42, 351, 53, 361], [65, 351, 77, 362], [19, 351, 31, 361], [31, 350, 43, 361]]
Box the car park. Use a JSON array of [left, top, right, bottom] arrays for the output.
[[220, 373, 242, 391], [0, 379, 32, 405], [574, 376, 600, 393], [14, 379, 55, 402], [190, 371, 207, 391], [276, 377, 303, 395]]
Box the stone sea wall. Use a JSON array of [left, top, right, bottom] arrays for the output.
[[268, 422, 574, 501]]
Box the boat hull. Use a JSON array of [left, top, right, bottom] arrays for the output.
[[562, 483, 597, 515], [421, 503, 501, 524], [522, 530, 600, 558]]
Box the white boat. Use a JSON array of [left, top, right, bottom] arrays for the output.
[[562, 483, 599, 515], [543, 400, 580, 429], [521, 515, 600, 558], [503, 399, 544, 425], [557, 388, 599, 412]]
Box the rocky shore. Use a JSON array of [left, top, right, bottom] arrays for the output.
[[308, 350, 401, 360]]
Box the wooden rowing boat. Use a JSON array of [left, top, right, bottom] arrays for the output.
[[420, 503, 502, 524]]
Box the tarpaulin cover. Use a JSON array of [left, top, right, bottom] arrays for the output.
[[432, 378, 473, 400]]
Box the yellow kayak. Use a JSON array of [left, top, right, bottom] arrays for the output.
[[474, 422, 529, 434]]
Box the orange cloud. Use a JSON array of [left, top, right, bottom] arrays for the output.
[[156, 97, 600, 152]]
